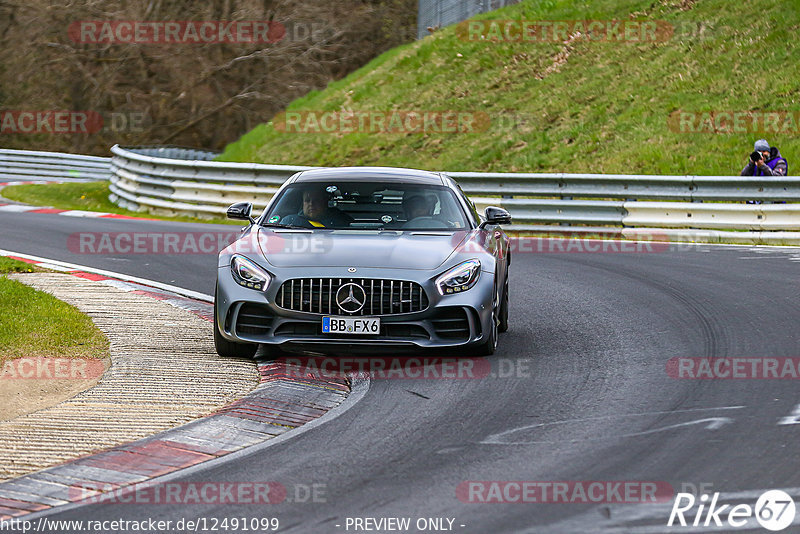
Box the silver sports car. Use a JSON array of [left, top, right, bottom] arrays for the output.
[[214, 166, 511, 358]]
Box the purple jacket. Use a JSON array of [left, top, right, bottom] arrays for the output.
[[741, 149, 788, 176]]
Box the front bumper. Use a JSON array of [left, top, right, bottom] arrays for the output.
[[215, 265, 495, 355]]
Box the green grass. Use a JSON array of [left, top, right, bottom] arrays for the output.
[[218, 0, 799, 176], [0, 262, 109, 366], [0, 257, 38, 274], [1, 182, 244, 226]]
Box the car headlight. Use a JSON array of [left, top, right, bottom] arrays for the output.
[[435, 259, 481, 295], [231, 255, 271, 291]]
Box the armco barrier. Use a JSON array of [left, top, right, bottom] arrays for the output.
[[106, 145, 800, 243], [109, 145, 314, 217], [0, 148, 110, 182], [447, 171, 800, 202], [3, 146, 798, 243], [623, 202, 800, 231]]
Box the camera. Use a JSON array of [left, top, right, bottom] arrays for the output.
[[750, 151, 763, 163]]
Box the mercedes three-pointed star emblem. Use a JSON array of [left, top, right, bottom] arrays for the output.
[[335, 283, 366, 314]]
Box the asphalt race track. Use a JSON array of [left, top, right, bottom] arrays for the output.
[[0, 211, 240, 295], [3, 210, 800, 532]]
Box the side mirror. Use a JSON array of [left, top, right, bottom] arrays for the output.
[[227, 202, 255, 224], [481, 206, 512, 227]]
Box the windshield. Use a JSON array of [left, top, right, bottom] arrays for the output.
[[261, 181, 470, 230]]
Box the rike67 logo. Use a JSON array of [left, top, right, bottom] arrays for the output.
[[668, 490, 796, 531]]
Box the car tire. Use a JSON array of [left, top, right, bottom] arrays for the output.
[[498, 272, 509, 333], [257, 343, 282, 361], [213, 291, 258, 359]]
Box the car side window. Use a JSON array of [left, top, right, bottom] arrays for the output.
[[448, 178, 480, 225]]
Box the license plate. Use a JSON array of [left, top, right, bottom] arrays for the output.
[[322, 316, 380, 335]]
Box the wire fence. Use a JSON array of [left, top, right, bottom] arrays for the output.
[[417, 0, 520, 38]]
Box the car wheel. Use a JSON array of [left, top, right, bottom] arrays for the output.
[[473, 278, 499, 356], [213, 291, 258, 359], [498, 271, 509, 333]]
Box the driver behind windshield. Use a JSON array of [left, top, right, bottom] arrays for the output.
[[403, 194, 434, 221], [280, 187, 353, 228]]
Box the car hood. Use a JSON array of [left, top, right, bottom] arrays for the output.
[[256, 228, 470, 270]]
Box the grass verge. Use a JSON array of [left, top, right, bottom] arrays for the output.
[[0, 258, 109, 367], [218, 0, 798, 176], [0, 257, 39, 274]]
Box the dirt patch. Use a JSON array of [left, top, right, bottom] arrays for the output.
[[0, 358, 110, 421]]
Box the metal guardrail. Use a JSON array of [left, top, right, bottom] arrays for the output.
[[109, 145, 315, 216], [1, 146, 796, 242], [0, 149, 111, 182], [107, 145, 800, 241], [448, 172, 800, 202], [119, 146, 220, 162]]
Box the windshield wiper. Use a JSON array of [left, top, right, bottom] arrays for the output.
[[260, 222, 308, 229]]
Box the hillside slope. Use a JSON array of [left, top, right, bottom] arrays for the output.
[[219, 0, 798, 175]]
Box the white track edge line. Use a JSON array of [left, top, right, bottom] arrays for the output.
[[0, 249, 212, 302]]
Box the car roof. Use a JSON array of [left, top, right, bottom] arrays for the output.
[[291, 166, 445, 185]]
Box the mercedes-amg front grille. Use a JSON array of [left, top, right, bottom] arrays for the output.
[[275, 278, 429, 316]]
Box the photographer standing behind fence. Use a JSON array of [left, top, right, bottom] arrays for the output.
[[741, 138, 788, 176]]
